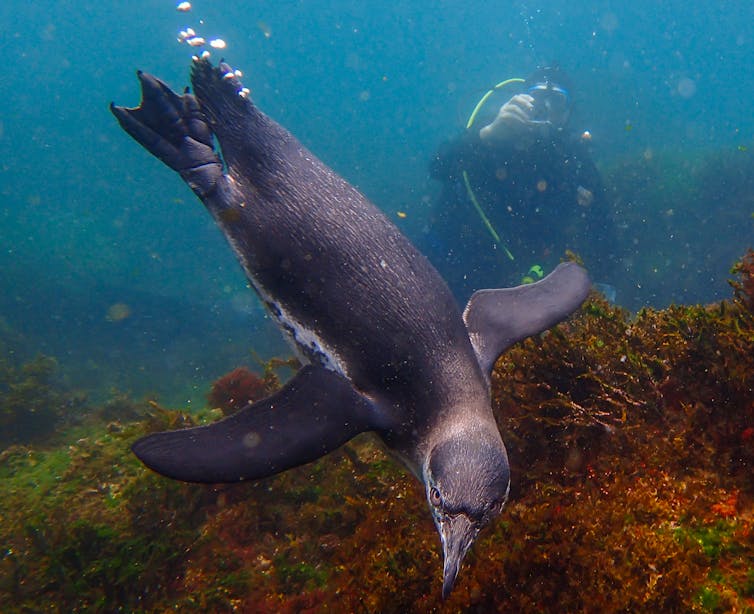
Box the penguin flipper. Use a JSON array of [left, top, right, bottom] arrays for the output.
[[132, 366, 379, 483], [463, 262, 591, 377]]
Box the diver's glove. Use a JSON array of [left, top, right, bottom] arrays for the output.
[[479, 94, 536, 142]]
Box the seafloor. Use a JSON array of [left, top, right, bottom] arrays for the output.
[[1, 250, 753, 613]]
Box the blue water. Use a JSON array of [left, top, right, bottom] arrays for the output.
[[1, 1, 752, 402]]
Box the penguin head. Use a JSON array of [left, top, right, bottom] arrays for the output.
[[424, 433, 510, 598]]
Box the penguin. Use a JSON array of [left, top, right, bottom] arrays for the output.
[[111, 58, 591, 597]]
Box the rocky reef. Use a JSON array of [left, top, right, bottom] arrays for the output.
[[1, 250, 753, 612]]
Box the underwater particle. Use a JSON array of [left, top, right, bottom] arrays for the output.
[[397, 211, 407, 219], [581, 130, 592, 141], [536, 179, 548, 192], [176, 1, 191, 11], [105, 303, 131, 322], [209, 38, 226, 50], [257, 21, 272, 38], [677, 77, 697, 99], [358, 90, 371, 102], [242, 431, 261, 449], [576, 185, 594, 207]]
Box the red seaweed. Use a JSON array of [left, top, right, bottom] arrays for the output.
[[1, 252, 754, 611]]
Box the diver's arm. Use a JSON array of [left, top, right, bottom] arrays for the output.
[[479, 94, 537, 142], [433, 95, 532, 178]]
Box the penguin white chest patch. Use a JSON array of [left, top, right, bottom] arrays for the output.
[[263, 296, 348, 377], [223, 237, 349, 377]]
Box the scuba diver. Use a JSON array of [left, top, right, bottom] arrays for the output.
[[424, 65, 616, 302]]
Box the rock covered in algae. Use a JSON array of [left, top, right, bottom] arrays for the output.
[[0, 351, 87, 447], [0, 251, 753, 612]]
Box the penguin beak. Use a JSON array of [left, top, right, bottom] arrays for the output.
[[440, 513, 479, 599]]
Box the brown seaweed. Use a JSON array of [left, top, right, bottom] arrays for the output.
[[1, 252, 753, 612]]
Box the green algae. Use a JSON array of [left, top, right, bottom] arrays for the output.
[[0, 353, 87, 447], [1, 251, 754, 612]]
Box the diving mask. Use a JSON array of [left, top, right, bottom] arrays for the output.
[[526, 83, 571, 126]]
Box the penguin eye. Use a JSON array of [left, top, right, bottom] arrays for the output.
[[429, 487, 442, 507]]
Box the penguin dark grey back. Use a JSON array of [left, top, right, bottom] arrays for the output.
[[111, 58, 591, 597]]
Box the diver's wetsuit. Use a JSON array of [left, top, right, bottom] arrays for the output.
[[424, 129, 615, 303]]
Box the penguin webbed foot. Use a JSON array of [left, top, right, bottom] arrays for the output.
[[188, 57, 295, 176], [110, 71, 223, 197], [132, 366, 379, 483], [190, 57, 246, 96]]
